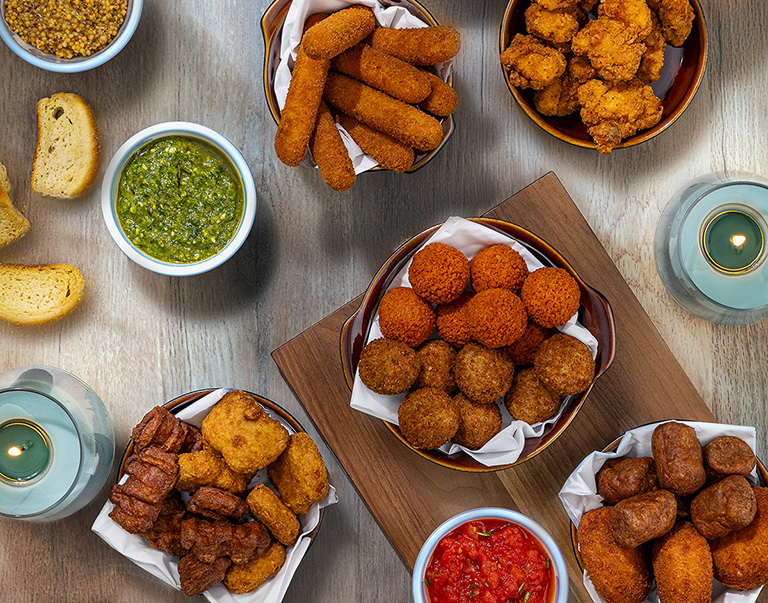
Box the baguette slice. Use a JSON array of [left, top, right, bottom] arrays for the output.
[[0, 189, 30, 249], [31, 93, 100, 198], [0, 263, 85, 325]]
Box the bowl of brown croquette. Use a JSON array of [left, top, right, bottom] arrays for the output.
[[340, 217, 616, 472], [260, 0, 456, 176], [498, 0, 707, 153]]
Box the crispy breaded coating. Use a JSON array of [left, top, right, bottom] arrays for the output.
[[187, 486, 249, 522], [534, 72, 581, 116], [652, 421, 706, 496], [533, 334, 595, 396], [268, 432, 329, 515], [470, 244, 528, 294], [378, 286, 436, 348], [358, 337, 421, 395], [521, 267, 580, 328], [568, 55, 597, 83], [535, 0, 581, 9], [650, 0, 694, 46], [636, 12, 666, 83], [247, 484, 301, 546], [224, 542, 286, 595], [337, 113, 415, 173], [408, 242, 469, 305], [598, 0, 654, 40], [398, 387, 460, 450], [309, 101, 355, 192], [500, 34, 567, 90], [504, 321, 549, 366], [202, 390, 290, 475], [436, 291, 473, 347], [652, 522, 712, 603], [691, 475, 757, 540], [571, 18, 647, 83], [418, 70, 458, 117], [504, 367, 561, 424], [609, 489, 677, 548], [301, 5, 375, 60], [597, 456, 658, 505], [176, 447, 249, 495], [367, 26, 461, 66], [703, 436, 756, 483], [414, 339, 456, 394], [178, 553, 231, 597], [453, 392, 502, 449], [454, 342, 514, 404], [526, 3, 584, 46], [468, 288, 528, 349]]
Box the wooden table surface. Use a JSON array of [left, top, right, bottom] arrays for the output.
[[0, 1, 766, 602]]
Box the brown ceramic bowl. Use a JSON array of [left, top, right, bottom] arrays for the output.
[[261, 0, 455, 174], [339, 217, 617, 472], [499, 0, 708, 151]]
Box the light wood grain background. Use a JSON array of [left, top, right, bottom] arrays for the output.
[[1, 0, 766, 601]]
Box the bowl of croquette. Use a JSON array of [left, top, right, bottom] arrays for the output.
[[340, 216, 616, 472]]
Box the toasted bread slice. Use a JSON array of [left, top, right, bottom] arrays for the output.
[[0, 160, 10, 193], [0, 263, 85, 325], [31, 93, 100, 198], [0, 189, 30, 249]]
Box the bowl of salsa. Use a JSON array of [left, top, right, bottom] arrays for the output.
[[101, 122, 256, 276], [412, 507, 568, 603]]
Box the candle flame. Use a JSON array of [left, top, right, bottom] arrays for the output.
[[731, 234, 747, 248], [7, 446, 22, 457]]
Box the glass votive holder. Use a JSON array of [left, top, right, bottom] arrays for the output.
[[0, 366, 114, 521], [654, 172, 768, 324]]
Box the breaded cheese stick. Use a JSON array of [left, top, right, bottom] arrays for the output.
[[368, 26, 461, 65], [331, 43, 431, 104], [309, 102, 356, 191], [419, 69, 458, 116], [338, 113, 414, 173], [324, 72, 443, 151], [274, 14, 330, 167], [301, 5, 375, 60]]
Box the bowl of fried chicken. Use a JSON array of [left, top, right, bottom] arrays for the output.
[[499, 0, 707, 154]]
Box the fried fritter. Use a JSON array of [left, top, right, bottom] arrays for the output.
[[504, 367, 561, 424], [598, 0, 654, 40], [571, 18, 646, 83], [703, 435, 756, 483], [267, 432, 329, 515], [224, 541, 286, 595], [176, 447, 250, 495], [435, 291, 474, 347], [504, 321, 549, 366], [468, 288, 528, 349], [500, 34, 567, 90], [454, 342, 515, 404], [652, 522, 713, 603], [247, 483, 301, 546], [452, 392, 502, 450], [413, 339, 456, 394], [358, 337, 420, 395], [534, 71, 581, 116], [637, 13, 666, 83], [377, 286, 436, 348], [650, 0, 694, 46], [202, 390, 290, 475], [521, 266, 580, 328], [470, 244, 528, 294], [178, 553, 231, 597], [690, 475, 757, 540], [597, 456, 658, 505], [397, 387, 460, 450], [533, 334, 595, 396], [408, 242, 470, 305], [525, 3, 585, 47], [652, 421, 706, 496], [187, 486, 249, 522], [609, 489, 677, 548]]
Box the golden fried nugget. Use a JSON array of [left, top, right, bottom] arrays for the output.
[[224, 541, 286, 595], [651, 0, 694, 46], [598, 0, 654, 40], [536, 0, 581, 9], [637, 13, 666, 83], [571, 18, 646, 83], [368, 26, 461, 65], [609, 489, 677, 548], [309, 101, 356, 191], [652, 522, 713, 603], [301, 5, 376, 60], [568, 55, 597, 83], [202, 390, 290, 475], [597, 456, 658, 505], [247, 484, 301, 546], [703, 435, 756, 483], [337, 113, 415, 173], [267, 432, 329, 515], [176, 447, 250, 495], [534, 72, 580, 116], [500, 34, 567, 90], [418, 69, 459, 117], [652, 421, 706, 496], [525, 3, 584, 46], [691, 475, 757, 540]]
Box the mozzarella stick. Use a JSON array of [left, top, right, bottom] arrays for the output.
[[368, 26, 461, 65], [324, 72, 443, 151], [274, 14, 330, 167], [310, 102, 356, 191], [338, 113, 415, 173], [302, 5, 376, 60], [419, 70, 458, 117], [331, 43, 431, 104]]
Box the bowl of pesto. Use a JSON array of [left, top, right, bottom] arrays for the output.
[[101, 122, 256, 276]]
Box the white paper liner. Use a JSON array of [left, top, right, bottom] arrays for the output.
[[349, 216, 600, 467], [274, 0, 452, 173], [558, 420, 764, 603], [92, 388, 338, 603]]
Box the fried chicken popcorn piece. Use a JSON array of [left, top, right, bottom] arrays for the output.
[[224, 542, 287, 595], [649, 0, 694, 46], [598, 0, 654, 40], [637, 13, 667, 83], [525, 3, 585, 47], [187, 486, 249, 522], [534, 72, 581, 116], [500, 34, 567, 90], [534, 0, 581, 9], [267, 432, 329, 515], [247, 483, 301, 546], [571, 18, 647, 83], [176, 447, 249, 495], [178, 553, 232, 597], [568, 55, 597, 83], [202, 390, 290, 475], [577, 78, 662, 153]]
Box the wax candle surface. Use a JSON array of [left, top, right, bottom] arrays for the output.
[[702, 210, 764, 272], [0, 420, 50, 482]]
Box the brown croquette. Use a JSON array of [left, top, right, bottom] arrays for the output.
[[521, 267, 581, 328], [398, 387, 460, 450], [504, 367, 561, 424], [414, 339, 456, 393], [454, 342, 515, 404], [534, 333, 595, 395], [505, 321, 549, 365], [470, 244, 529, 293], [436, 291, 474, 347], [358, 338, 421, 395], [453, 392, 502, 449], [378, 286, 435, 347], [408, 242, 470, 304], [468, 288, 528, 348]]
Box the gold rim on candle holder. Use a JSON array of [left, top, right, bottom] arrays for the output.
[[700, 209, 765, 274]]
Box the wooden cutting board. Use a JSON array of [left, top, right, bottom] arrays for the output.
[[272, 172, 716, 602]]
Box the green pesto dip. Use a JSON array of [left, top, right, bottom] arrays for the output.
[[117, 136, 244, 264]]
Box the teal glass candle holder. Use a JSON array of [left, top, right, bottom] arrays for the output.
[[0, 366, 114, 521], [655, 173, 768, 324]]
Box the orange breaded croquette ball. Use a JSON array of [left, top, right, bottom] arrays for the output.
[[358, 337, 420, 395], [468, 288, 527, 348], [378, 286, 435, 347], [454, 342, 515, 404], [398, 387, 460, 450], [505, 321, 549, 365], [453, 392, 502, 450], [470, 244, 529, 293], [521, 266, 580, 328], [534, 333, 595, 396], [436, 291, 473, 347], [408, 242, 470, 304]]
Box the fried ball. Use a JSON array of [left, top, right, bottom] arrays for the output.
[[453, 392, 502, 449], [598, 0, 654, 40], [525, 2, 585, 46], [652, 522, 713, 603], [652, 421, 706, 496], [407, 242, 469, 304], [397, 387, 460, 450], [246, 484, 301, 546], [436, 291, 474, 347], [378, 286, 436, 347], [504, 367, 561, 424], [504, 321, 549, 365], [454, 342, 515, 404], [500, 34, 567, 90], [652, 0, 695, 47], [468, 288, 528, 349], [690, 475, 757, 540], [533, 71, 581, 117], [571, 18, 646, 83], [224, 541, 286, 595], [413, 339, 456, 394], [267, 432, 329, 515], [597, 456, 658, 505], [521, 267, 580, 328], [533, 334, 595, 396], [703, 435, 756, 483], [202, 390, 290, 475], [470, 244, 529, 293], [358, 337, 420, 395], [712, 486, 768, 590], [577, 506, 652, 603]]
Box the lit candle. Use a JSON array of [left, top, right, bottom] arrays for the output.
[[0, 420, 51, 482], [701, 210, 764, 273]]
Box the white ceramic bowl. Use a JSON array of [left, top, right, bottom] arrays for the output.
[[412, 507, 569, 603], [101, 122, 256, 276], [0, 0, 143, 72]]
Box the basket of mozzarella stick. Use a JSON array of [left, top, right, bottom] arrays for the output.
[[558, 420, 768, 603], [261, 0, 460, 190]]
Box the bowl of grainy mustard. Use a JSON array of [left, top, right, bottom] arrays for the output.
[[0, 0, 142, 72]]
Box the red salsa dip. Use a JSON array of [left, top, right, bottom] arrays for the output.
[[424, 518, 555, 603]]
